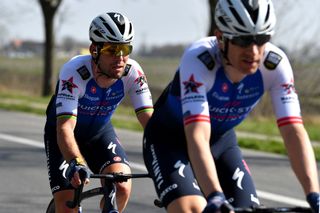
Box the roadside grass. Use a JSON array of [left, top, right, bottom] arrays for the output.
[[0, 92, 319, 161]]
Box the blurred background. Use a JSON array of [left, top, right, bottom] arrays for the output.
[[0, 0, 320, 117]]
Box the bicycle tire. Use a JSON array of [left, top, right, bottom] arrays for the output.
[[234, 206, 312, 213], [46, 187, 105, 213]]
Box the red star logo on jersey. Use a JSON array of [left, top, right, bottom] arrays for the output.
[[61, 77, 78, 94], [281, 79, 296, 94], [183, 74, 203, 94], [134, 70, 147, 87]]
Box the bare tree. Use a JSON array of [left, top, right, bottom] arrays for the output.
[[208, 0, 218, 36], [38, 0, 63, 96]]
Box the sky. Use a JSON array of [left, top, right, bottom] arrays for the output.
[[1, 0, 319, 53]]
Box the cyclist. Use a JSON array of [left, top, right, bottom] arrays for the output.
[[143, 0, 320, 212], [44, 12, 153, 213]]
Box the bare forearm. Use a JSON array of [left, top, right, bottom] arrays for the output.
[[188, 142, 222, 197], [57, 128, 82, 162], [56, 119, 83, 162], [281, 125, 319, 194], [185, 123, 222, 197]]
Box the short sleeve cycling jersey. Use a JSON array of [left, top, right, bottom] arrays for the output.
[[46, 55, 153, 139], [158, 37, 302, 135]]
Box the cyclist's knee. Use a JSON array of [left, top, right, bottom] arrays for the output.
[[167, 195, 206, 213], [101, 162, 132, 198], [115, 181, 131, 198], [53, 190, 78, 213]]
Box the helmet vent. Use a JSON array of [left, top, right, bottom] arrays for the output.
[[103, 22, 117, 37], [129, 23, 133, 36], [265, 5, 270, 23], [230, 7, 245, 27], [117, 24, 125, 35], [106, 36, 118, 42], [93, 30, 103, 39], [234, 26, 249, 34], [218, 17, 228, 28]]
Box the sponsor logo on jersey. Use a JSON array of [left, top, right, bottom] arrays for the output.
[[183, 74, 203, 94], [264, 51, 282, 70], [61, 77, 78, 94], [135, 87, 149, 95], [83, 94, 99, 101], [113, 156, 122, 162], [123, 64, 132, 76], [281, 79, 296, 94], [77, 65, 91, 80], [134, 70, 147, 87], [91, 86, 97, 94], [197, 50, 215, 70], [222, 83, 229, 93]]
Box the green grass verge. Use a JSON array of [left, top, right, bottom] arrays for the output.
[[239, 138, 320, 161]]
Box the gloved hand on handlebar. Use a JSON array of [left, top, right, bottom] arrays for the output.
[[307, 192, 319, 213], [202, 191, 234, 213], [66, 157, 92, 187]]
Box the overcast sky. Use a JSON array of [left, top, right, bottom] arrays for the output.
[[1, 0, 319, 53]]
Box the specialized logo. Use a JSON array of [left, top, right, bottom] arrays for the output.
[[232, 167, 244, 190], [113, 13, 121, 23], [281, 79, 296, 94], [108, 142, 117, 155], [197, 50, 215, 70], [59, 160, 69, 179], [61, 77, 78, 94], [251, 194, 260, 205], [174, 160, 186, 178], [237, 83, 244, 95], [77, 65, 90, 80], [264, 51, 282, 70], [183, 74, 203, 95]]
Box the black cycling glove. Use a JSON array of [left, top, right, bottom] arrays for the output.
[[307, 192, 319, 213], [66, 158, 92, 182], [202, 191, 234, 213]]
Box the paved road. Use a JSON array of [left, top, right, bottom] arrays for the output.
[[0, 109, 318, 212]]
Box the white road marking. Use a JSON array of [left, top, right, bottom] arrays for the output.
[[0, 132, 309, 207]]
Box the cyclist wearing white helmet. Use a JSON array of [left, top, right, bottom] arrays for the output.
[[143, 0, 319, 212], [44, 12, 153, 212]]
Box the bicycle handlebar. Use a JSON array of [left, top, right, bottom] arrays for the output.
[[90, 172, 150, 181], [66, 172, 150, 209]]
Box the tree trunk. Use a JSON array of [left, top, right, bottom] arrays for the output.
[[208, 0, 218, 36], [42, 13, 54, 96], [38, 0, 62, 96]]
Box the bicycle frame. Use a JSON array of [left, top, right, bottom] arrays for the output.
[[64, 173, 150, 213]]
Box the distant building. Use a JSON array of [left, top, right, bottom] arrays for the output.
[[2, 39, 43, 58]]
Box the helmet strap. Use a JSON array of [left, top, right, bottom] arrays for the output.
[[220, 37, 232, 66]]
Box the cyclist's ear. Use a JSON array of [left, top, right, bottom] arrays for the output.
[[90, 44, 98, 58], [214, 30, 224, 48]]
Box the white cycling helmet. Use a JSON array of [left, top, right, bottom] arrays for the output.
[[89, 12, 134, 43], [215, 0, 276, 38]]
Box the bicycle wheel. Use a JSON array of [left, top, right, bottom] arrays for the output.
[[46, 187, 105, 213]]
